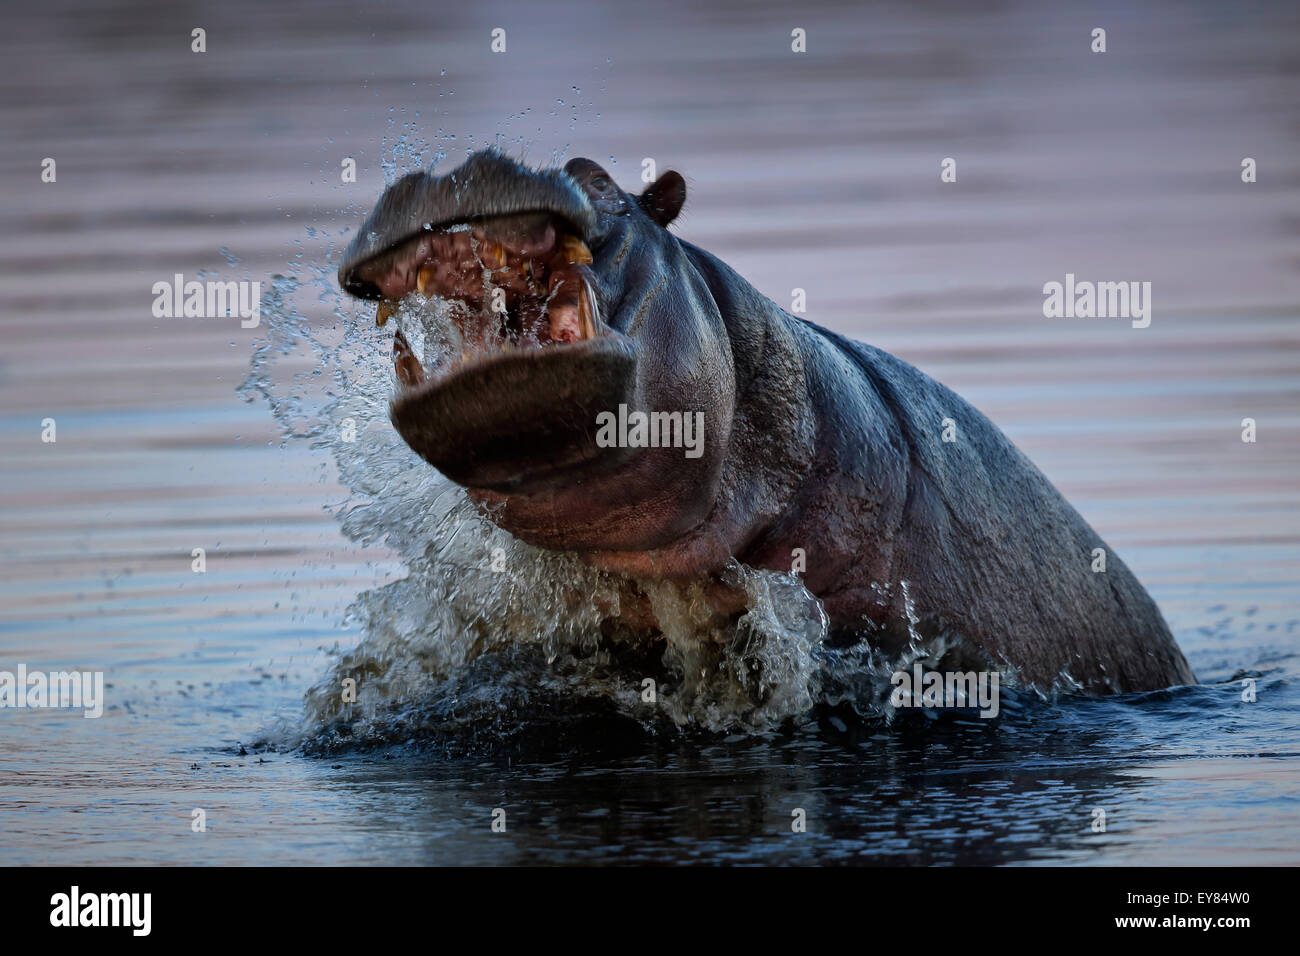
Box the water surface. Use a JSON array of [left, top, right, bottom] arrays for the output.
[[1, 0, 1298, 865]]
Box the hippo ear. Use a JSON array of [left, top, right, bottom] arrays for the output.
[[638, 171, 686, 227]]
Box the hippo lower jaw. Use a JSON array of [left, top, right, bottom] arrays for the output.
[[391, 332, 638, 491]]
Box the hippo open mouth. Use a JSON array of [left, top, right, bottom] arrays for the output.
[[338, 151, 637, 490], [350, 211, 606, 389]]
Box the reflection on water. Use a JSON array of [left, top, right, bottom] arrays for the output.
[[1, 0, 1298, 864]]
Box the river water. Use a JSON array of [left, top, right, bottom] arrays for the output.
[[1, 0, 1298, 865]]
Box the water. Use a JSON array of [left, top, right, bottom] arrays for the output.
[[1, 0, 1298, 865]]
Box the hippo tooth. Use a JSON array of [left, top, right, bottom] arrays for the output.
[[560, 234, 593, 265], [393, 329, 425, 387], [579, 279, 599, 339], [376, 299, 397, 327], [417, 263, 437, 296]]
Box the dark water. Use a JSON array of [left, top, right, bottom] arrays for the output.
[[1, 0, 1298, 865]]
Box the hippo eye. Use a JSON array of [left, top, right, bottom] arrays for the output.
[[591, 176, 609, 190]]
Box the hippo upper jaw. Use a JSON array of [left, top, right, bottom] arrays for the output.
[[338, 148, 608, 353], [337, 148, 597, 299]]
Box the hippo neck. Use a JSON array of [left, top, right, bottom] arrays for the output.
[[677, 241, 803, 395], [669, 240, 825, 562], [672, 239, 910, 593]]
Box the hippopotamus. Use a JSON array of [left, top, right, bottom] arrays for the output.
[[338, 149, 1195, 695]]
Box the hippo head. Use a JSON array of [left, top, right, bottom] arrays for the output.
[[338, 149, 737, 561]]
